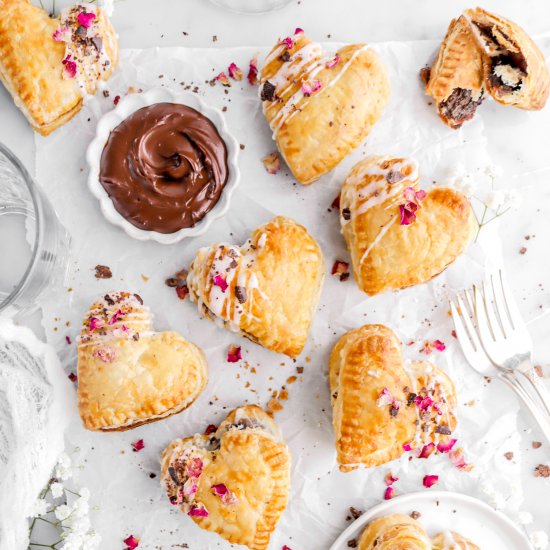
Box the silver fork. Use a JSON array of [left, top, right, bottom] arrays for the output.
[[450, 275, 550, 443]]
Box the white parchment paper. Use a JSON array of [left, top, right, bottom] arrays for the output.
[[33, 41, 550, 548]]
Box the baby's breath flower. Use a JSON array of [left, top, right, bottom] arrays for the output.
[[28, 498, 50, 518], [51, 481, 64, 498], [55, 503, 72, 521], [484, 164, 504, 179], [530, 531, 549, 550]]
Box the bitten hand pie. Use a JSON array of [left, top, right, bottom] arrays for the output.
[[77, 292, 208, 431], [329, 324, 457, 472], [259, 29, 390, 185], [187, 216, 325, 358], [161, 405, 291, 550], [340, 156, 475, 296], [432, 531, 480, 550], [464, 7, 550, 110], [424, 16, 485, 129], [0, 0, 118, 135], [358, 514, 432, 550]]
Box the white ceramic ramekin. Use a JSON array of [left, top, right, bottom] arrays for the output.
[[86, 87, 240, 244]]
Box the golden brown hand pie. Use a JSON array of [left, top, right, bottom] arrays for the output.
[[424, 16, 485, 129], [259, 30, 390, 185], [329, 324, 457, 472], [161, 405, 290, 550], [0, 0, 118, 135], [464, 7, 549, 110], [432, 531, 481, 550], [358, 514, 432, 550], [77, 292, 208, 431], [340, 156, 475, 296], [187, 216, 325, 358]]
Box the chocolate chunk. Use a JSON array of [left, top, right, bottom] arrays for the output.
[[349, 507, 363, 520], [104, 294, 115, 306], [342, 208, 351, 220], [347, 539, 357, 548], [75, 25, 87, 39], [260, 81, 276, 101], [410, 511, 422, 520], [386, 171, 404, 184], [435, 425, 452, 435], [504, 451, 514, 460], [94, 265, 112, 279], [407, 392, 417, 406], [534, 464, 550, 478], [165, 277, 180, 287], [132, 333, 140, 341], [134, 293, 143, 305], [235, 286, 248, 303], [340, 273, 350, 282], [279, 51, 291, 62], [533, 441, 542, 449], [91, 36, 103, 52], [168, 466, 179, 484], [439, 88, 484, 127]]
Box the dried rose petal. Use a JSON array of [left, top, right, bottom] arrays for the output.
[[433, 339, 446, 351], [326, 54, 340, 69], [108, 309, 124, 325], [52, 27, 70, 42], [92, 346, 116, 363], [423, 475, 439, 488], [183, 478, 198, 496], [416, 189, 427, 201], [280, 36, 294, 49], [384, 472, 398, 486], [399, 201, 418, 225], [449, 447, 473, 471], [227, 344, 242, 363], [123, 535, 139, 549], [331, 194, 341, 209], [331, 260, 349, 276], [176, 284, 189, 300], [132, 439, 144, 452], [188, 504, 209, 518], [247, 53, 259, 85], [228, 62, 244, 81], [262, 152, 281, 175], [213, 273, 228, 292], [215, 72, 231, 87], [62, 55, 77, 79], [376, 387, 394, 408], [436, 438, 457, 454], [77, 11, 96, 28], [68, 372, 78, 383], [419, 442, 435, 459], [302, 79, 322, 96], [294, 27, 304, 35], [204, 424, 217, 436], [65, 335, 72, 345], [384, 487, 395, 500], [414, 395, 434, 411], [404, 187, 417, 202], [186, 457, 204, 478], [403, 443, 413, 452], [114, 95, 121, 106], [211, 483, 239, 505]]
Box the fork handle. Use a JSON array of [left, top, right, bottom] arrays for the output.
[[516, 361, 550, 418], [499, 371, 550, 444]]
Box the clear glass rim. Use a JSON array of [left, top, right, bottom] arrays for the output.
[[0, 142, 42, 313]]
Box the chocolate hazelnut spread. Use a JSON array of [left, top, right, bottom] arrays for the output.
[[99, 103, 228, 233]]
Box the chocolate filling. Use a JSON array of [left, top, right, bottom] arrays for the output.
[[439, 88, 484, 127]]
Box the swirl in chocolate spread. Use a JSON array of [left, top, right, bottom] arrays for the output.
[[99, 103, 228, 233]]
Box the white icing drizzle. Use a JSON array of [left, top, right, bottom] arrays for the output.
[[440, 530, 459, 550], [359, 216, 398, 266], [262, 41, 370, 138]]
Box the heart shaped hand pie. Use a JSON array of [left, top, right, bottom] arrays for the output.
[[0, 0, 118, 135], [187, 216, 325, 358], [77, 292, 208, 431], [358, 514, 432, 550], [340, 156, 475, 296], [259, 31, 390, 185], [329, 324, 457, 472], [161, 405, 291, 550]]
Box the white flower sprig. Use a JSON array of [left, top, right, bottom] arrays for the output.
[[27, 453, 101, 550], [447, 163, 522, 242]]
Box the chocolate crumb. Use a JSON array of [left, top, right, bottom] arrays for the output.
[[435, 425, 452, 435], [520, 247, 527, 255], [94, 265, 112, 279], [212, 35, 218, 42], [165, 277, 180, 287], [534, 464, 550, 478], [279, 51, 291, 62], [340, 273, 350, 282], [104, 294, 115, 306], [347, 539, 357, 548], [342, 208, 351, 220], [260, 81, 276, 101], [532, 441, 542, 449], [419, 66, 431, 85], [410, 510, 422, 519], [504, 451, 514, 460], [297, 366, 304, 374], [134, 293, 143, 305], [240, 144, 245, 150], [103, 90, 110, 98], [349, 507, 363, 520], [149, 473, 157, 479]]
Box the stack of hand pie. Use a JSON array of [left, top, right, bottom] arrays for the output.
[[423, 7, 549, 128]]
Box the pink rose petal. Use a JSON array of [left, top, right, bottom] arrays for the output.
[[52, 27, 70, 42], [215, 72, 231, 87], [403, 443, 413, 452], [404, 187, 417, 202], [294, 27, 304, 35], [228, 62, 244, 81], [227, 344, 242, 363], [384, 472, 398, 486], [188, 504, 209, 518], [416, 189, 427, 201], [262, 152, 281, 175], [204, 424, 217, 436], [281, 36, 294, 49], [211, 483, 239, 505], [123, 535, 139, 549], [414, 395, 434, 411], [384, 486, 395, 500], [449, 447, 473, 471], [423, 474, 439, 488], [213, 273, 228, 292], [92, 346, 116, 363], [247, 53, 259, 85], [399, 201, 418, 225], [376, 387, 394, 408], [419, 442, 435, 459], [68, 372, 78, 383], [62, 55, 77, 79], [77, 11, 96, 28], [302, 79, 322, 96], [108, 309, 124, 325], [437, 438, 457, 454], [183, 478, 198, 496], [186, 457, 204, 478], [131, 439, 144, 452], [65, 335, 72, 345], [433, 339, 446, 351], [326, 54, 340, 69], [331, 194, 341, 209]]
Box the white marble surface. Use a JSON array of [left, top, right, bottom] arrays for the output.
[[1, 0, 549, 546]]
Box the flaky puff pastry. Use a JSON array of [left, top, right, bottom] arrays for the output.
[[329, 324, 457, 472], [464, 7, 549, 110], [259, 31, 390, 185], [161, 405, 291, 550], [0, 0, 118, 135], [432, 531, 480, 550], [424, 16, 485, 129], [77, 292, 208, 431], [340, 156, 475, 296], [358, 514, 432, 550], [187, 216, 325, 358]]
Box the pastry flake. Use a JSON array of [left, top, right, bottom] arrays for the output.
[[187, 216, 325, 358], [340, 156, 475, 296], [329, 324, 458, 472], [161, 405, 291, 550], [77, 292, 208, 431], [0, 0, 118, 135], [358, 514, 432, 550], [424, 16, 485, 129], [464, 7, 549, 110], [259, 30, 390, 185]]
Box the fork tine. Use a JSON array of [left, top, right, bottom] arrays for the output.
[[451, 296, 482, 354], [474, 284, 498, 352], [490, 271, 514, 337], [498, 270, 525, 331], [484, 278, 506, 340]]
